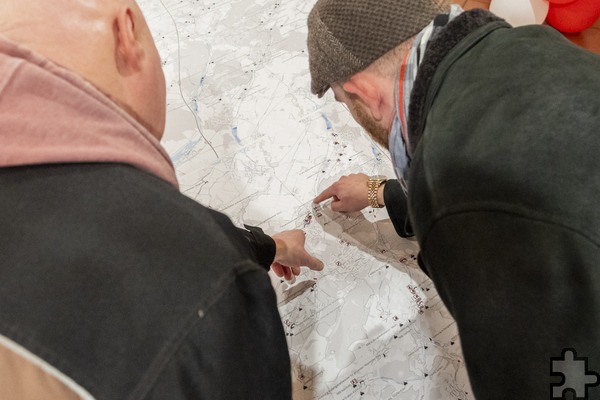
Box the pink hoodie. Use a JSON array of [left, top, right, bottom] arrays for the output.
[[0, 35, 179, 188]]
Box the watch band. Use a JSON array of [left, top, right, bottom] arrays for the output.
[[367, 175, 387, 208]]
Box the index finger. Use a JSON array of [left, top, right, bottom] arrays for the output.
[[303, 253, 324, 271], [313, 184, 337, 204]]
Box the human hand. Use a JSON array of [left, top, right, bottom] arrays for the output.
[[313, 173, 376, 212], [270, 230, 324, 280]]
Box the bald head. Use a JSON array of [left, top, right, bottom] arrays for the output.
[[0, 0, 166, 139]]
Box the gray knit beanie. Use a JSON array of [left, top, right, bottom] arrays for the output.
[[307, 0, 450, 97]]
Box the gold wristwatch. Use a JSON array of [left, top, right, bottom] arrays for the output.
[[367, 175, 387, 208]]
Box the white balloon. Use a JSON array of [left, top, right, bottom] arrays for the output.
[[489, 0, 550, 27]]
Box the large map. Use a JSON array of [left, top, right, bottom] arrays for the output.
[[138, 1, 473, 398]]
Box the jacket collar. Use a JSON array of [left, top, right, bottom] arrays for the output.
[[407, 9, 507, 157]]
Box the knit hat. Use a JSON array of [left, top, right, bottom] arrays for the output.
[[307, 0, 450, 97]]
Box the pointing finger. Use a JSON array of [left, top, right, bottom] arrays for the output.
[[303, 253, 324, 271], [314, 185, 336, 204]]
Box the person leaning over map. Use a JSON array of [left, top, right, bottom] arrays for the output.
[[309, 0, 600, 399], [0, 0, 324, 398]]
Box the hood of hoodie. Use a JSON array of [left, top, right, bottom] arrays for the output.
[[0, 34, 178, 188]]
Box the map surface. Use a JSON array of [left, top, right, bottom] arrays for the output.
[[138, 1, 473, 398]]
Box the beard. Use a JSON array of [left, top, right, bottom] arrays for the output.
[[348, 100, 390, 149]]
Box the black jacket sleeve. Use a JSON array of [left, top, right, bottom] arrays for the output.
[[237, 225, 276, 270], [383, 179, 414, 238]]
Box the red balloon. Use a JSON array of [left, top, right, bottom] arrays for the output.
[[547, 0, 600, 33]]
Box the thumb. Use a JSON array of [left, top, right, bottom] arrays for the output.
[[330, 199, 345, 212]]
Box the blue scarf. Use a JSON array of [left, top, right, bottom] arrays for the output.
[[389, 5, 463, 194]]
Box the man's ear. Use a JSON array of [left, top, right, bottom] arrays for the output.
[[114, 7, 144, 74], [342, 73, 384, 121]]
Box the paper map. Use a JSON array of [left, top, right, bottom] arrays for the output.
[[138, 1, 473, 398]]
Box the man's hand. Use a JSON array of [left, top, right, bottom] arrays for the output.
[[271, 230, 324, 280], [314, 173, 384, 212]]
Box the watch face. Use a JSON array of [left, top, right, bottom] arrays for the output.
[[370, 175, 387, 181]]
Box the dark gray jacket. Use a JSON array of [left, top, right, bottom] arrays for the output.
[[0, 163, 290, 399], [396, 9, 600, 400]]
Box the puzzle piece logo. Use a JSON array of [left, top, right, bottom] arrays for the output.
[[551, 348, 599, 399]]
